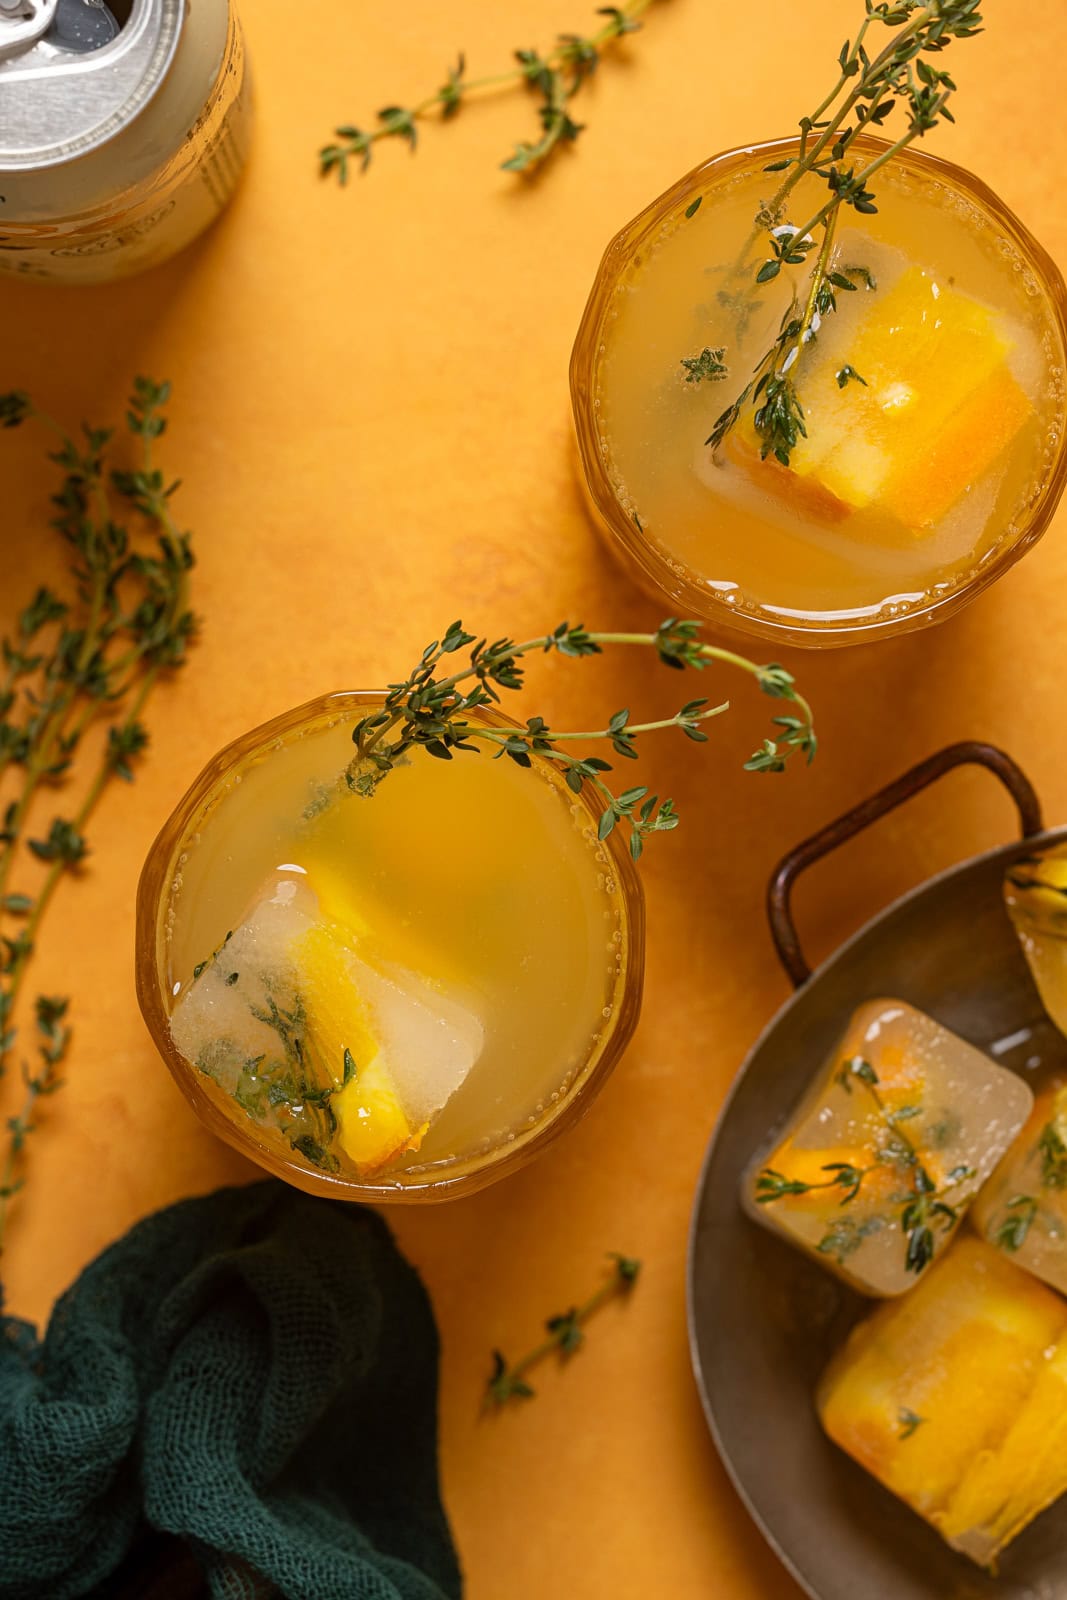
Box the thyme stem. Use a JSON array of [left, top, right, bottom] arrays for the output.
[[485, 1253, 641, 1407], [709, 0, 982, 466], [346, 620, 816, 859], [0, 379, 196, 1250], [320, 0, 659, 181], [757, 1056, 977, 1275]]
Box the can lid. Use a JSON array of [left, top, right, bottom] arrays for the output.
[[0, 0, 184, 171]]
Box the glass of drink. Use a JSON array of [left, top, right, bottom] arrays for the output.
[[136, 692, 644, 1201], [571, 136, 1067, 648]]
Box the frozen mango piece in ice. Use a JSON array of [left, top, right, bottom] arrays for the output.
[[741, 265, 1030, 528], [743, 999, 1032, 1295], [290, 910, 484, 1173], [819, 1235, 1067, 1566], [882, 362, 1032, 530], [170, 872, 484, 1177], [291, 920, 427, 1172]]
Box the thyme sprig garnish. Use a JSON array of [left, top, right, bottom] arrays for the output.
[[757, 1055, 975, 1274], [346, 619, 817, 860], [319, 1, 658, 182], [708, 0, 982, 467], [485, 1252, 641, 1407], [0, 379, 195, 1259]]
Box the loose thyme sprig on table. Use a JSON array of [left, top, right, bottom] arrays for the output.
[[319, 1, 659, 182], [485, 1252, 641, 1407], [0, 379, 196, 1261], [756, 1055, 974, 1274], [345, 618, 816, 860], [702, 0, 983, 468]]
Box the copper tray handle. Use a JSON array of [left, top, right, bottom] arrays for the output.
[[767, 741, 1045, 988]]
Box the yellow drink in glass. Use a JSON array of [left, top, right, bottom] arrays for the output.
[[136, 694, 643, 1201], [572, 137, 1067, 647]]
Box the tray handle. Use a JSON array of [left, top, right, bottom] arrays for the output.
[[767, 741, 1045, 988]]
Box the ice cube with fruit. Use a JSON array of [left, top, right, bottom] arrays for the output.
[[744, 999, 1033, 1295], [170, 871, 484, 1178], [818, 1235, 1067, 1567]]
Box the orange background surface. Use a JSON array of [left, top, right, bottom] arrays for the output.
[[3, 3, 1067, 1596]]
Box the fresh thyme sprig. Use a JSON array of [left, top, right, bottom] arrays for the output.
[[346, 618, 817, 860], [0, 378, 196, 1260], [319, 1, 658, 182], [707, 0, 983, 467], [757, 1055, 974, 1274], [485, 1252, 640, 1407]]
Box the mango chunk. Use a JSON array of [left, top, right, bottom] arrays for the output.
[[290, 920, 426, 1173], [818, 1236, 1067, 1566], [744, 999, 1032, 1295], [882, 362, 1031, 529]]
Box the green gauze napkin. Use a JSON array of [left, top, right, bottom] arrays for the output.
[[0, 1180, 462, 1600]]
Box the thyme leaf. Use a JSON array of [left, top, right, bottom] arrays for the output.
[[994, 1194, 1038, 1253], [681, 347, 728, 385], [898, 1407, 926, 1440]]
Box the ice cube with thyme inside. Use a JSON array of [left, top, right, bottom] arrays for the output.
[[743, 999, 1033, 1296], [818, 1236, 1067, 1567], [169, 872, 484, 1179], [973, 1078, 1067, 1294]]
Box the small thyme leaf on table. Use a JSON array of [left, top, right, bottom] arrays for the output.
[[319, 0, 661, 182], [0, 377, 197, 1262], [704, 0, 984, 467], [346, 617, 816, 861], [484, 1252, 642, 1408]]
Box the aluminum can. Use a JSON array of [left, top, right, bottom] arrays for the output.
[[0, 0, 251, 283]]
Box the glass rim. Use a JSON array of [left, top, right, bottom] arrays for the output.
[[135, 689, 646, 1203], [570, 132, 1067, 650]]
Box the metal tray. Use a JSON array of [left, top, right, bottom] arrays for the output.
[[687, 742, 1067, 1600]]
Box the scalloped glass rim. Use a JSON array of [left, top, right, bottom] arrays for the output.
[[135, 692, 645, 1203], [570, 134, 1067, 650]]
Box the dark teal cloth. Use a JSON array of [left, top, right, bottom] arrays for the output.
[[0, 1181, 461, 1600]]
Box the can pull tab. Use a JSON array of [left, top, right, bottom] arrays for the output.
[[0, 0, 59, 61]]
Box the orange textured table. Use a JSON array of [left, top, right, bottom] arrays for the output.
[[3, 3, 1067, 1596]]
